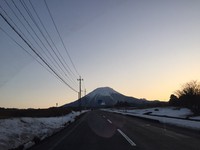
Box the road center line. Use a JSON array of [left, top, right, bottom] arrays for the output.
[[107, 119, 112, 124], [117, 129, 136, 146]]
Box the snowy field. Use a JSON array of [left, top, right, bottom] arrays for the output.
[[0, 110, 88, 150], [103, 107, 200, 130]]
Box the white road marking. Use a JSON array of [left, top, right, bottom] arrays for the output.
[[117, 129, 136, 146], [102, 115, 106, 118], [107, 119, 112, 124]]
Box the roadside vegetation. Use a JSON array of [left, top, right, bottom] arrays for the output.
[[169, 80, 200, 114], [0, 107, 80, 119]]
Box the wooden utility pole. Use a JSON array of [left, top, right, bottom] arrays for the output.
[[77, 76, 83, 99], [77, 76, 83, 110]]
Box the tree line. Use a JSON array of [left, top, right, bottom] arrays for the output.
[[169, 80, 200, 114]]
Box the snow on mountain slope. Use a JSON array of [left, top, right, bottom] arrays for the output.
[[63, 87, 150, 108], [87, 87, 119, 98]]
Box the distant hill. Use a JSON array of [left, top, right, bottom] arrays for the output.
[[63, 87, 161, 108]]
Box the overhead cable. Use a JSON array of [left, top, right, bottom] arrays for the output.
[[44, 0, 80, 76], [10, 0, 76, 86], [0, 12, 78, 93], [21, 0, 78, 86]]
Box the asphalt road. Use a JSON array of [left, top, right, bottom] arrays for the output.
[[30, 110, 200, 150]]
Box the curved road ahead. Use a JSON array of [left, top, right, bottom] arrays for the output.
[[30, 110, 200, 150]]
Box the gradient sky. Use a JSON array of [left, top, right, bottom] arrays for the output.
[[0, 0, 200, 108]]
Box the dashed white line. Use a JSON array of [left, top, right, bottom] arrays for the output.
[[117, 129, 136, 147], [107, 119, 112, 124], [102, 115, 106, 118]]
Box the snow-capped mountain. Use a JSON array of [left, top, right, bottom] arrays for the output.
[[87, 87, 119, 98], [63, 87, 150, 108]]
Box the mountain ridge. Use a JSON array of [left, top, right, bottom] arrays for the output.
[[63, 87, 154, 108]]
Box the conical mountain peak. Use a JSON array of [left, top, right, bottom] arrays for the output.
[[87, 87, 119, 98], [63, 87, 151, 108]]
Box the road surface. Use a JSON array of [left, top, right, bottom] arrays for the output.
[[30, 110, 200, 150]]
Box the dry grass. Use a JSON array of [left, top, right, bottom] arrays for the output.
[[0, 107, 78, 118]]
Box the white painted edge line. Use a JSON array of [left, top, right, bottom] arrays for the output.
[[117, 129, 136, 146], [107, 119, 112, 124]]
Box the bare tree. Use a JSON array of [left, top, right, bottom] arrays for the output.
[[175, 80, 200, 97], [174, 80, 200, 113]]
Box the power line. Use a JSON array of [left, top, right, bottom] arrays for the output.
[[10, 0, 76, 87], [0, 26, 35, 62], [20, 0, 76, 88], [2, 0, 37, 49], [0, 25, 73, 88], [44, 0, 80, 76], [3, 0, 50, 60], [20, 0, 76, 84], [0, 26, 61, 82], [1, 0, 82, 92], [0, 1, 57, 73], [20, 0, 78, 87], [0, 11, 78, 93], [28, 0, 78, 83], [2, 0, 70, 86], [0, 3, 30, 45]]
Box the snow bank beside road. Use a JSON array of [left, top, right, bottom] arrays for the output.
[[0, 110, 88, 150], [103, 107, 200, 130], [125, 107, 193, 118]]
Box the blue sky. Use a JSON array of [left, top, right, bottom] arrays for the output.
[[0, 0, 200, 108]]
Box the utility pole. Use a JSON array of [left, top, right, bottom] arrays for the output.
[[77, 76, 83, 99], [77, 76, 83, 110]]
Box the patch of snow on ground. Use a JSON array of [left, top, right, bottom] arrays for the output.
[[0, 110, 88, 150], [125, 107, 193, 118], [103, 107, 200, 130], [190, 116, 200, 121]]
